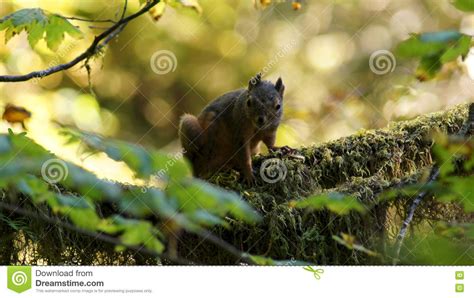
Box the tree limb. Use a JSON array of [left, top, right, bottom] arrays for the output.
[[185, 104, 471, 264], [0, 0, 160, 83]]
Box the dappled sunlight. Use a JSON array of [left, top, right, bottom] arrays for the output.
[[0, 89, 135, 184], [0, 0, 473, 180]]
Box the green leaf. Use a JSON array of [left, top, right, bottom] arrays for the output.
[[453, 0, 474, 11], [397, 34, 447, 58], [432, 143, 456, 177], [119, 219, 165, 253], [402, 234, 474, 264], [143, 188, 180, 218], [468, 225, 474, 239], [145, 237, 166, 254], [60, 127, 194, 180], [15, 175, 51, 203], [440, 177, 474, 212], [45, 14, 82, 51], [0, 8, 49, 47], [97, 218, 123, 234], [440, 34, 472, 63], [396, 31, 472, 80], [0, 130, 259, 260], [0, 8, 83, 50], [174, 179, 261, 223], [68, 208, 100, 231], [0, 135, 12, 153], [416, 54, 443, 81], [292, 192, 365, 215], [152, 152, 192, 181], [188, 210, 229, 228], [418, 31, 463, 44], [55, 194, 92, 209]]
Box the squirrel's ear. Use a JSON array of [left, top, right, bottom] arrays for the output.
[[248, 73, 262, 90], [275, 77, 285, 97]]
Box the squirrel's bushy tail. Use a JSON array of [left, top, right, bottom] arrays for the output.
[[179, 113, 204, 160]]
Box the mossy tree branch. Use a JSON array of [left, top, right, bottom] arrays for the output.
[[187, 103, 472, 264]]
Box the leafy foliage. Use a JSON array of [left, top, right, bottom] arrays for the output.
[[0, 128, 260, 259], [453, 0, 474, 12], [379, 130, 474, 263], [0, 8, 83, 50], [290, 192, 365, 215], [429, 134, 474, 212], [396, 31, 472, 81]]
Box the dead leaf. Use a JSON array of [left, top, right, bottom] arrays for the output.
[[2, 103, 32, 130]]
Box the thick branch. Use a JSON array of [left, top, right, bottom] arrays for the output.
[[188, 104, 472, 264], [0, 0, 160, 83]]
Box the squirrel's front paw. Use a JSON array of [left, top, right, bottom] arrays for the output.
[[270, 145, 296, 154], [242, 172, 256, 186]]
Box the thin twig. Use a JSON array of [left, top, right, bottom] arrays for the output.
[[121, 0, 129, 20], [393, 103, 474, 264], [0, 0, 160, 83], [63, 16, 117, 24], [393, 166, 439, 264], [87, 25, 112, 30]]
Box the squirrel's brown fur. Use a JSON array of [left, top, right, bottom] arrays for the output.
[[178, 74, 286, 183]]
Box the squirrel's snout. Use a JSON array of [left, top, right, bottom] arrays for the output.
[[257, 116, 265, 126]]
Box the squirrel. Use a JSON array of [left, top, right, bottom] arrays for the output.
[[179, 73, 291, 183]]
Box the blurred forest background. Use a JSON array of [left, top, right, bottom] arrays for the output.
[[0, 0, 473, 184]]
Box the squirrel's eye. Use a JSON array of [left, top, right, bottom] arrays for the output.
[[247, 99, 251, 107], [275, 104, 281, 110]]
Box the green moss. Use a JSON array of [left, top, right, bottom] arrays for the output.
[[191, 104, 471, 264]]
